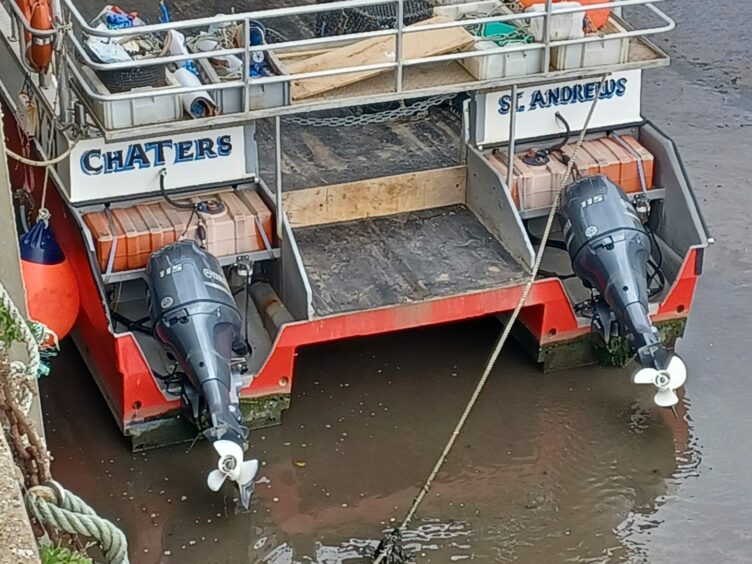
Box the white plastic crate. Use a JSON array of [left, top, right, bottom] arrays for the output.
[[195, 53, 289, 114], [552, 18, 629, 70], [81, 66, 182, 130], [433, 0, 500, 20], [526, 2, 585, 42], [461, 40, 543, 79]]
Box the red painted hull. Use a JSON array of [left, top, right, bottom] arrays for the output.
[[2, 112, 702, 436]]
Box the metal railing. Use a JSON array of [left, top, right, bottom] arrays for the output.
[[3, 0, 675, 118]]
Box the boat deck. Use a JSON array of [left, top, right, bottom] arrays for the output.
[[257, 105, 461, 191], [294, 204, 529, 317]]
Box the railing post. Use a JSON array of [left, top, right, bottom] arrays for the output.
[[58, 58, 71, 123], [243, 19, 251, 113], [394, 0, 404, 92], [275, 115, 283, 240], [543, 0, 553, 74], [10, 13, 18, 41], [506, 84, 517, 202]]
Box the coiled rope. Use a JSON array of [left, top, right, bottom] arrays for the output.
[[373, 74, 610, 563], [26, 483, 129, 564], [0, 283, 128, 562], [0, 281, 42, 415]]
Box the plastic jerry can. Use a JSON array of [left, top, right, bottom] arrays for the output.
[[218, 192, 257, 254], [112, 207, 152, 270], [511, 157, 553, 209], [192, 196, 237, 257], [159, 202, 198, 244], [136, 203, 175, 254], [237, 190, 273, 251], [597, 138, 641, 192], [498, 153, 553, 210], [558, 141, 600, 179], [518, 157, 568, 209], [83, 210, 128, 272], [611, 135, 654, 189], [580, 140, 622, 187]]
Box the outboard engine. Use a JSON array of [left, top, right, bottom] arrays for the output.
[[146, 241, 258, 506], [558, 175, 686, 407]]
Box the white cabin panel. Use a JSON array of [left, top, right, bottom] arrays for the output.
[[475, 69, 643, 146], [67, 126, 251, 203]]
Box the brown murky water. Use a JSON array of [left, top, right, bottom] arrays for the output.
[[41, 1, 752, 562], [43, 319, 698, 563]]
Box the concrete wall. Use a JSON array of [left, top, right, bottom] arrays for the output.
[[0, 105, 40, 561]]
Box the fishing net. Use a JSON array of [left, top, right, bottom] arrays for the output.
[[314, 0, 434, 36]]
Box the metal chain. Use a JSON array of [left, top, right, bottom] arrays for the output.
[[284, 94, 456, 128]]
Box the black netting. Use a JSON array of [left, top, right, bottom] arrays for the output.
[[314, 0, 433, 37]]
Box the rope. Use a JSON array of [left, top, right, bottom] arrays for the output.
[[27, 483, 129, 564], [0, 282, 41, 389], [4, 137, 76, 167], [1, 292, 125, 563], [373, 74, 610, 563]]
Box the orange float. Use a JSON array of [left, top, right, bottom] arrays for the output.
[[19, 216, 80, 340], [519, 0, 612, 31], [18, 0, 54, 72]]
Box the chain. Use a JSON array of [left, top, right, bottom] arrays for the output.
[[284, 94, 455, 128]]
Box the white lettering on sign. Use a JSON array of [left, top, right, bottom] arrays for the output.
[[68, 126, 250, 203], [476, 70, 643, 146]]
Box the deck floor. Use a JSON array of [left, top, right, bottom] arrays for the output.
[[294, 205, 528, 317], [257, 105, 461, 191]]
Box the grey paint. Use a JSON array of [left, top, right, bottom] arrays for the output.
[[465, 145, 535, 270], [640, 123, 709, 250], [279, 217, 313, 321]]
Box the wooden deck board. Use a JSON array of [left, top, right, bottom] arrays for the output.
[[294, 205, 528, 317], [284, 16, 474, 100]]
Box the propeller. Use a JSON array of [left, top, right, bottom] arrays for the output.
[[207, 439, 259, 508], [632, 355, 687, 408]]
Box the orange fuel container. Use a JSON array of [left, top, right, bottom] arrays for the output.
[[606, 135, 654, 191], [159, 202, 198, 243], [193, 196, 237, 257], [237, 190, 273, 251], [84, 189, 274, 273], [112, 207, 152, 270], [575, 137, 654, 193], [487, 135, 655, 211], [579, 139, 622, 187], [136, 204, 176, 252], [219, 192, 258, 254], [83, 210, 128, 272], [488, 151, 568, 210]]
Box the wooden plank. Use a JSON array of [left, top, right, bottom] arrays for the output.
[[285, 16, 474, 100], [282, 166, 466, 228]]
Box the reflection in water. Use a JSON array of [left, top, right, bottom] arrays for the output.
[[42, 319, 697, 563]]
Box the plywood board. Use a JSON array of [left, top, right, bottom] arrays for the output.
[[285, 16, 474, 100], [282, 166, 466, 227]]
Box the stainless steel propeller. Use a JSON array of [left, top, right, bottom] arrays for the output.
[[207, 440, 259, 508], [632, 355, 687, 408]]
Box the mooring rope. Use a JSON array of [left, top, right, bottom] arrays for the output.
[[1, 284, 128, 562], [373, 74, 610, 563], [0, 281, 42, 415], [26, 483, 129, 564]]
